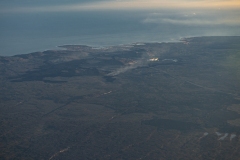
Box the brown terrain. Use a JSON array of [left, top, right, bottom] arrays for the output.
[[0, 36, 240, 159]]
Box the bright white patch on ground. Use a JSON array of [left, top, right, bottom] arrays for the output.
[[148, 58, 159, 61], [162, 59, 178, 62], [203, 132, 209, 136], [104, 91, 112, 95], [216, 132, 222, 136], [133, 43, 145, 46], [49, 147, 70, 160], [219, 133, 229, 140], [230, 134, 236, 141], [199, 132, 209, 140]]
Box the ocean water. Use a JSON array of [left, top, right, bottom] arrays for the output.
[[0, 10, 239, 56]]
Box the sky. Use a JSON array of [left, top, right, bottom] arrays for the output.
[[1, 0, 239, 34], [0, 0, 240, 56], [1, 0, 240, 25], [1, 0, 240, 12], [2, 0, 239, 27]]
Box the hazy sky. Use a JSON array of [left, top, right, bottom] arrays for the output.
[[1, 0, 240, 12], [0, 0, 239, 56], [1, 0, 239, 28], [1, 0, 239, 26], [0, 0, 239, 31]]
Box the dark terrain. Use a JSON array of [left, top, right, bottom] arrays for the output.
[[1, 36, 240, 160]]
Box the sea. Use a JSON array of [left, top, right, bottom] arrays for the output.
[[1, 10, 240, 56]]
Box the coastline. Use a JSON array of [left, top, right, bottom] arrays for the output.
[[0, 35, 182, 57], [2, 36, 240, 57]]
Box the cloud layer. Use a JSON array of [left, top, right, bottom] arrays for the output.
[[142, 10, 240, 26], [1, 0, 240, 13]]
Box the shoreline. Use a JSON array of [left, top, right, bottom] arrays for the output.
[[0, 34, 185, 57], [2, 36, 240, 57]]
